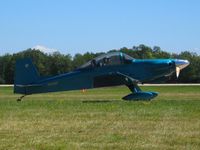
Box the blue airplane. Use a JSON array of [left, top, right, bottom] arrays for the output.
[[14, 52, 189, 101]]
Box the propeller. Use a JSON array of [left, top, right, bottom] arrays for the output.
[[174, 59, 190, 78], [176, 66, 181, 78]]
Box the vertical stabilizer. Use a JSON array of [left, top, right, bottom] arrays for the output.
[[14, 58, 40, 94]]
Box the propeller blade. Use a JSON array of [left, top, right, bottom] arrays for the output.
[[176, 67, 180, 78], [174, 59, 190, 78]]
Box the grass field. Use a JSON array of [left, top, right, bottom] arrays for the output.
[[0, 85, 200, 150]]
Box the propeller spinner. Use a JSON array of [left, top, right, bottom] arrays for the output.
[[174, 59, 190, 78]]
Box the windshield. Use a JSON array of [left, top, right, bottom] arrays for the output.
[[79, 52, 134, 69]]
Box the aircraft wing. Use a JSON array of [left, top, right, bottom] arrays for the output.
[[93, 72, 139, 88]]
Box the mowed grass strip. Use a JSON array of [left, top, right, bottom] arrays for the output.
[[0, 86, 200, 150]]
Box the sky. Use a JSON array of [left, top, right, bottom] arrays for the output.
[[0, 0, 200, 55]]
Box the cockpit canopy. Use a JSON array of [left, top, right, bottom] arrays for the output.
[[79, 52, 134, 69]]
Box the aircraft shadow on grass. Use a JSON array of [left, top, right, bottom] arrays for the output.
[[82, 100, 119, 103]]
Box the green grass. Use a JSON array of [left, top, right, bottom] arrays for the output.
[[0, 86, 200, 150]]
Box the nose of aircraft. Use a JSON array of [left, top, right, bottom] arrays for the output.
[[174, 59, 190, 70], [174, 59, 190, 78]]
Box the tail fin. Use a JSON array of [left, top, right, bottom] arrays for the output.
[[14, 58, 40, 94]]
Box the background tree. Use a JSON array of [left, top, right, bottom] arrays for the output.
[[0, 45, 199, 84], [47, 52, 72, 75]]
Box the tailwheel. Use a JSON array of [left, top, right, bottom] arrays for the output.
[[17, 95, 26, 102]]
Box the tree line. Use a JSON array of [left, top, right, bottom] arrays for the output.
[[0, 44, 200, 84]]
